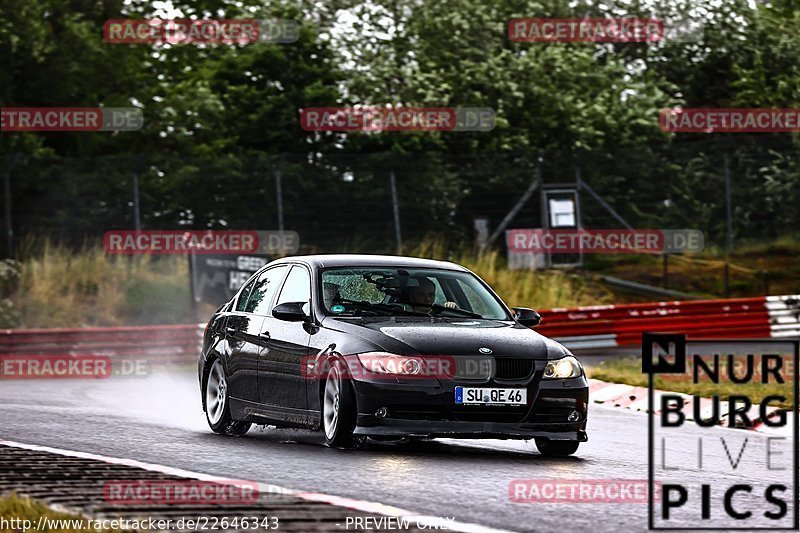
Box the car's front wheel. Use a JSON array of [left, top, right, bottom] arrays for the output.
[[322, 361, 361, 448], [205, 359, 251, 436], [535, 438, 580, 457]]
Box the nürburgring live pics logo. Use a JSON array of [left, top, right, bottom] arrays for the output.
[[644, 333, 799, 530]]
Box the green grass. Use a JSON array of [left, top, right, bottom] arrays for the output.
[[588, 357, 794, 409], [0, 493, 125, 533], [3, 239, 213, 328], [3, 237, 614, 328], [584, 234, 800, 299], [405, 239, 614, 309], [4, 233, 798, 328]]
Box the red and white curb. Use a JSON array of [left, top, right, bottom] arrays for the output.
[[767, 295, 800, 338], [0, 440, 513, 533], [588, 379, 793, 436]]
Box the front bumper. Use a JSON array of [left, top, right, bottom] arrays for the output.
[[349, 371, 589, 441], [354, 418, 588, 441]]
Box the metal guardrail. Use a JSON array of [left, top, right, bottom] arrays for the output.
[[539, 294, 800, 349], [0, 324, 204, 364], [0, 295, 798, 357], [599, 275, 712, 300]]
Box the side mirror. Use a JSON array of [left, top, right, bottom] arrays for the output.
[[512, 307, 541, 327], [272, 302, 309, 322]]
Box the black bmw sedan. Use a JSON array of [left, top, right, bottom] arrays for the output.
[[198, 255, 588, 456]]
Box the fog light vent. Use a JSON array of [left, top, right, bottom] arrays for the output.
[[375, 407, 388, 418], [567, 410, 581, 422]]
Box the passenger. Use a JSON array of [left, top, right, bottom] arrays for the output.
[[323, 282, 342, 309]]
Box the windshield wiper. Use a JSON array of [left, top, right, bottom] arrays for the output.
[[332, 299, 483, 319], [335, 299, 425, 317]]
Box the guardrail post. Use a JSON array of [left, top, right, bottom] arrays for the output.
[[3, 154, 20, 258], [389, 169, 402, 254], [724, 152, 734, 256], [188, 250, 199, 323], [723, 262, 730, 298], [275, 161, 285, 233]]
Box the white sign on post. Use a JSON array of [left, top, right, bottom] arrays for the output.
[[548, 199, 576, 227]]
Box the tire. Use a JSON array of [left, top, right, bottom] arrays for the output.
[[535, 439, 580, 457], [322, 360, 362, 448], [204, 359, 251, 436]]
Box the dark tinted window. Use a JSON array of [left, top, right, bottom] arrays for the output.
[[234, 275, 258, 312]]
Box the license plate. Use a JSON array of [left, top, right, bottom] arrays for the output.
[[454, 387, 527, 405]]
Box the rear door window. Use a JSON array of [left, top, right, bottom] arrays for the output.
[[234, 275, 259, 312]]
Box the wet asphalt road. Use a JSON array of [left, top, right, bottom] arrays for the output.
[[1, 367, 794, 532]]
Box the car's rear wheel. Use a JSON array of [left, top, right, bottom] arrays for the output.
[[205, 359, 251, 436], [535, 438, 580, 457], [322, 361, 361, 448]]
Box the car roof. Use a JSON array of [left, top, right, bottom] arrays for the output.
[[270, 254, 469, 272]]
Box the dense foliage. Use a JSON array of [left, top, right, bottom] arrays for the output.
[[1, 0, 798, 253]]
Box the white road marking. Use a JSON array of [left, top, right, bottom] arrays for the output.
[[0, 439, 515, 533]]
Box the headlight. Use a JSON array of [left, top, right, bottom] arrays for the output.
[[543, 356, 582, 379], [357, 352, 423, 375]]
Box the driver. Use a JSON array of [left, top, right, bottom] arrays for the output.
[[404, 277, 457, 313], [406, 277, 436, 312]]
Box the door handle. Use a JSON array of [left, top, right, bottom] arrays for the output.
[[258, 331, 271, 340]]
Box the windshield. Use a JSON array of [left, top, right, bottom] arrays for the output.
[[320, 267, 509, 320]]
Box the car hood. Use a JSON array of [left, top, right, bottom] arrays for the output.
[[322, 317, 570, 359]]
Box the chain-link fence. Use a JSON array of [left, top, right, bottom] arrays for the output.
[[3, 136, 799, 257]]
